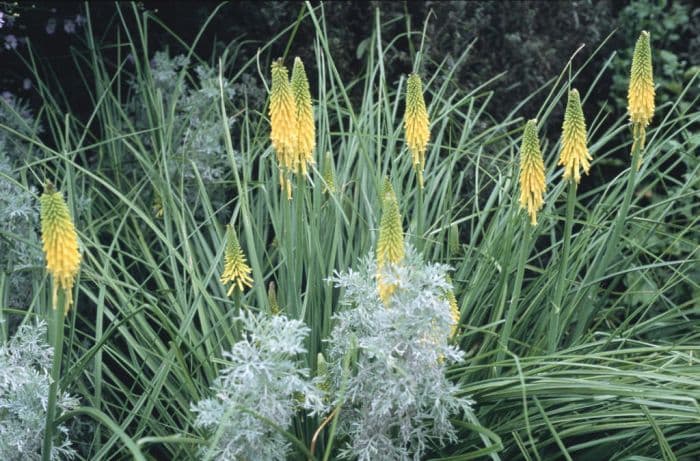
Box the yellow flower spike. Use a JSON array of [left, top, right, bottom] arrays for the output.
[[628, 31, 655, 168], [40, 182, 81, 312], [269, 59, 297, 176], [220, 226, 253, 296], [404, 73, 430, 188], [628, 31, 655, 130], [558, 89, 592, 184], [444, 276, 460, 338], [322, 151, 336, 194], [376, 179, 405, 304], [518, 119, 546, 225], [291, 57, 315, 175]]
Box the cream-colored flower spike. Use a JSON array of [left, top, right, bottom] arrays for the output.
[[558, 89, 592, 184], [444, 276, 460, 338], [628, 31, 655, 167], [628, 31, 655, 129], [518, 119, 546, 225], [376, 179, 404, 304], [220, 226, 253, 295], [40, 182, 81, 312], [404, 73, 430, 188], [291, 57, 315, 175], [269, 59, 297, 198]]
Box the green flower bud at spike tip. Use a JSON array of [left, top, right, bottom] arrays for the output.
[[220, 226, 253, 295], [628, 31, 655, 129], [268, 281, 281, 315], [558, 89, 592, 184], [269, 59, 297, 196], [40, 182, 81, 312], [404, 73, 430, 188], [376, 179, 405, 304], [316, 352, 331, 398], [322, 151, 336, 194], [518, 119, 546, 225], [291, 57, 315, 175], [448, 222, 460, 254]]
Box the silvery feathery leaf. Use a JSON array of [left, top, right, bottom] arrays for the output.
[[326, 245, 474, 461], [0, 153, 42, 309], [191, 310, 327, 461], [0, 322, 79, 460]]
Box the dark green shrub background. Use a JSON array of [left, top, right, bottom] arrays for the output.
[[2, 1, 698, 122]]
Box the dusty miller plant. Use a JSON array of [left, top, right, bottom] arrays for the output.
[[127, 52, 240, 215], [0, 321, 78, 460], [191, 310, 326, 461], [0, 153, 41, 310], [326, 245, 473, 460]]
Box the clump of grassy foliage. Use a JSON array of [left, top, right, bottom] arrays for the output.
[[0, 2, 698, 460]]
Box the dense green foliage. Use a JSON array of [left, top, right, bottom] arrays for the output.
[[0, 2, 698, 460]]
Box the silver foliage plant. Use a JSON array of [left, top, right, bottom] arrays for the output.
[[129, 51, 245, 216], [0, 94, 43, 310], [0, 322, 78, 460], [191, 310, 326, 461], [326, 245, 474, 461]]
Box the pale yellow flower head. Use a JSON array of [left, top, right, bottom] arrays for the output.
[[444, 276, 460, 338], [269, 59, 297, 175], [558, 89, 592, 184], [376, 179, 404, 304], [404, 73, 430, 188], [40, 182, 81, 311], [518, 119, 546, 225], [628, 31, 655, 128], [220, 226, 253, 295], [291, 57, 315, 175]]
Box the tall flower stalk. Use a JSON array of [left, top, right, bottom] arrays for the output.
[[552, 89, 590, 351], [39, 182, 81, 461], [575, 31, 655, 337]]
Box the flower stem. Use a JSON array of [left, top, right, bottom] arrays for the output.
[[550, 179, 576, 352], [416, 182, 424, 252], [42, 288, 67, 461], [573, 125, 642, 338], [497, 221, 532, 373]]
